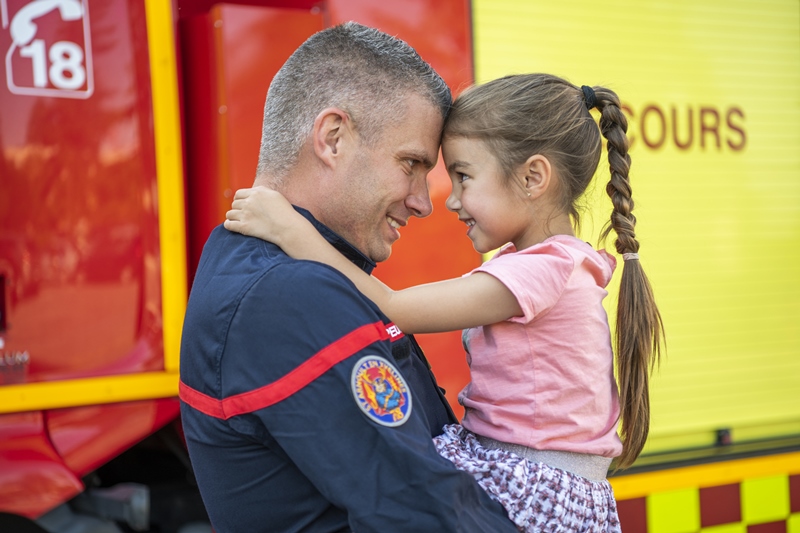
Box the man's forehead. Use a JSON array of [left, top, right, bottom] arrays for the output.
[[392, 98, 444, 162]]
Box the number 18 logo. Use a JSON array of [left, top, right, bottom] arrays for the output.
[[3, 0, 93, 98]]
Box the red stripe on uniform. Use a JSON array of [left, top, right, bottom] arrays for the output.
[[179, 380, 225, 418], [385, 322, 404, 341], [180, 321, 391, 420]]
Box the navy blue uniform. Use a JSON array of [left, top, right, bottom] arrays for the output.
[[180, 209, 517, 533]]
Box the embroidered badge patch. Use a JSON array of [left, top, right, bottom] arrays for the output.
[[351, 356, 412, 427]]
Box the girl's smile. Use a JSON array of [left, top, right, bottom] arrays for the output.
[[442, 136, 550, 253]]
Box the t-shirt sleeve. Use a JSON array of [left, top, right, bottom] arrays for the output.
[[472, 243, 574, 324]]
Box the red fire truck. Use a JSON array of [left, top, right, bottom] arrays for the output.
[[2, 0, 799, 532], [0, 0, 476, 530]]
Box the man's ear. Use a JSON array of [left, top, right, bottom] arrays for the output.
[[522, 154, 552, 199], [312, 108, 351, 169]]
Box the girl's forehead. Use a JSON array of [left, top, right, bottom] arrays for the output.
[[442, 136, 486, 158], [442, 136, 482, 149], [442, 137, 507, 177]]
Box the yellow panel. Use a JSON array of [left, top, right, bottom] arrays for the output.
[[610, 451, 800, 500], [648, 487, 700, 533], [472, 0, 800, 453], [144, 0, 187, 373], [741, 475, 789, 524], [0, 373, 179, 413], [700, 524, 746, 533], [788, 513, 800, 533]]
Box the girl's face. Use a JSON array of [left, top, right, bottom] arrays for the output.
[[443, 137, 536, 253]]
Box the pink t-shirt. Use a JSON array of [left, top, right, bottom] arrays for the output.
[[459, 234, 623, 458]]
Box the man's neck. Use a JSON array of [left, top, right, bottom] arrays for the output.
[[293, 206, 376, 275]]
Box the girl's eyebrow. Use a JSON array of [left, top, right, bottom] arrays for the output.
[[447, 160, 470, 173]]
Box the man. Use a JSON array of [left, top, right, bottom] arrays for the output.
[[179, 22, 517, 532]]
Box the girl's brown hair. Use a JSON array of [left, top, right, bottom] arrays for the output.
[[446, 74, 663, 469]]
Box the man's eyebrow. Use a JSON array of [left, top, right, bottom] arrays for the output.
[[403, 151, 435, 170], [447, 160, 470, 174]]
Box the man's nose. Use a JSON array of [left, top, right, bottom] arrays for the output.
[[406, 178, 433, 218]]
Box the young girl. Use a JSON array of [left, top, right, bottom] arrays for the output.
[[224, 73, 663, 532]]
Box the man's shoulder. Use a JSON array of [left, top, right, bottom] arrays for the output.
[[244, 255, 377, 320], [196, 226, 287, 279], [195, 227, 350, 288], [191, 225, 375, 311]]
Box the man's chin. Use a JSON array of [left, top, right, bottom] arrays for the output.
[[371, 249, 392, 263], [368, 241, 393, 263]]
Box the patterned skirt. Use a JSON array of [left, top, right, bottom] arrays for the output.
[[433, 424, 622, 533]]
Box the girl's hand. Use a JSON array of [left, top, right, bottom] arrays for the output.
[[224, 186, 304, 247]]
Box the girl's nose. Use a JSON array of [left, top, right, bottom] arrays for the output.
[[445, 190, 461, 212]]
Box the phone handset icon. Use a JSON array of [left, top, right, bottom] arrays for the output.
[[5, 0, 90, 95], [10, 0, 83, 47]]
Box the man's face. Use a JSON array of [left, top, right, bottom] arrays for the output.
[[323, 94, 444, 262]]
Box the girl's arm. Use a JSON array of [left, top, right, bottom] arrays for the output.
[[224, 187, 522, 334]]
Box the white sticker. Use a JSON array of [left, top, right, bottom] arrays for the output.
[[3, 0, 94, 98]]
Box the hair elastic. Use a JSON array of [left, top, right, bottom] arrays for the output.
[[622, 253, 639, 261], [581, 85, 597, 110]]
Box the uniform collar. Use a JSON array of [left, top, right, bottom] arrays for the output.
[[294, 206, 377, 275]]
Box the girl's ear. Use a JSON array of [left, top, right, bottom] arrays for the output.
[[312, 108, 352, 169], [522, 154, 552, 199]]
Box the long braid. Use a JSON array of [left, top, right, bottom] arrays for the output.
[[596, 87, 664, 469]]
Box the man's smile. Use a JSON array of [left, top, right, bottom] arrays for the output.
[[387, 216, 403, 230]]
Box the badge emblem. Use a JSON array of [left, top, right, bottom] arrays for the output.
[[351, 356, 412, 427]]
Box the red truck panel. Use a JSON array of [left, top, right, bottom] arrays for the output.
[[46, 399, 180, 477], [0, 0, 162, 384], [0, 0, 476, 520], [0, 0, 172, 518], [0, 412, 82, 518], [182, 0, 476, 417]]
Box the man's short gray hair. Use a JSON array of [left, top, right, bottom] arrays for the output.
[[256, 22, 452, 181]]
